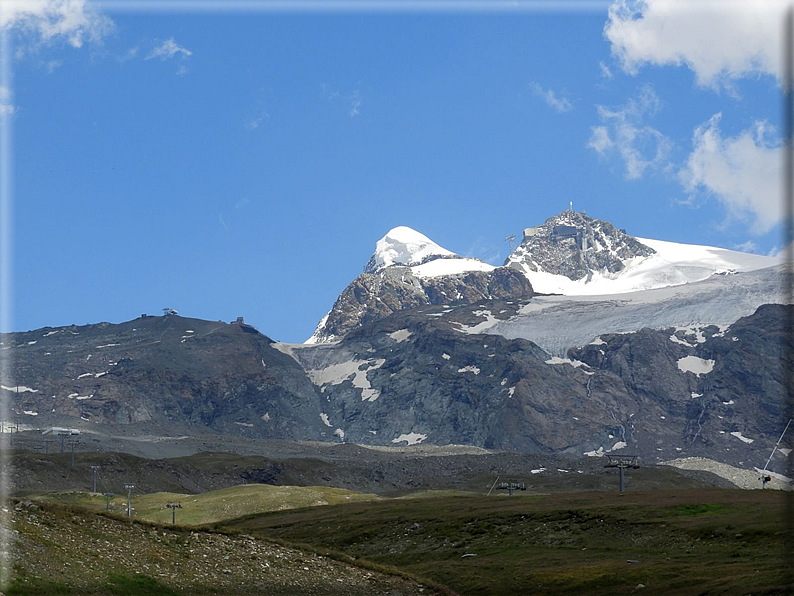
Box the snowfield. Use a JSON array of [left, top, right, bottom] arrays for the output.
[[367, 227, 495, 279], [410, 257, 495, 278], [367, 226, 457, 271], [513, 236, 778, 296], [480, 264, 787, 357]]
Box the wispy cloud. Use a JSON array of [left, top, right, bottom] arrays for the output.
[[175, 65, 189, 77], [678, 113, 780, 235], [349, 90, 362, 118], [1, 0, 114, 48], [732, 240, 759, 254], [245, 111, 269, 130], [321, 84, 365, 118], [604, 0, 785, 90], [235, 197, 250, 209], [0, 87, 16, 117], [45, 60, 62, 73], [529, 82, 573, 113], [218, 213, 228, 231], [598, 61, 614, 80], [146, 38, 192, 61], [118, 46, 139, 62], [588, 84, 672, 180], [464, 237, 504, 266]]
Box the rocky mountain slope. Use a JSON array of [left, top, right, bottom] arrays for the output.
[[307, 226, 533, 343], [3, 211, 790, 486], [11, 500, 435, 595], [506, 210, 656, 282], [281, 300, 792, 475], [7, 297, 787, 478], [505, 210, 777, 295], [2, 314, 328, 440], [309, 211, 777, 344]]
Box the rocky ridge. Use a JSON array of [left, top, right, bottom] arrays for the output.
[[308, 226, 533, 343], [505, 210, 656, 281]]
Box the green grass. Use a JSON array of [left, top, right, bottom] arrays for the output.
[[217, 489, 792, 596], [24, 483, 380, 526], [665, 503, 729, 516]]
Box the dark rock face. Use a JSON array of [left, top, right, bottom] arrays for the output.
[[3, 315, 327, 440], [506, 211, 655, 281], [296, 302, 791, 474], [4, 304, 789, 477], [569, 304, 791, 471], [309, 266, 533, 343]]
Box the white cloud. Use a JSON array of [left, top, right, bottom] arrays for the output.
[[605, 0, 785, 89], [118, 46, 139, 62], [529, 82, 573, 113], [588, 85, 672, 180], [678, 113, 781, 234], [588, 126, 613, 154], [599, 61, 614, 80], [1, 0, 113, 48], [772, 242, 794, 259], [147, 38, 192, 61], [349, 90, 362, 118], [245, 111, 269, 130], [176, 65, 189, 77], [0, 86, 15, 116], [732, 240, 759, 253]]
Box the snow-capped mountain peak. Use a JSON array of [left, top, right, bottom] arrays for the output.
[[307, 225, 530, 343], [505, 210, 778, 295], [363, 226, 457, 273]]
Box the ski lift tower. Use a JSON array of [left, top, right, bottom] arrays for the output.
[[496, 479, 526, 496], [605, 454, 639, 493]]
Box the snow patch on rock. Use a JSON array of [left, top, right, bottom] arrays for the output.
[[545, 357, 589, 370], [677, 356, 715, 376], [388, 329, 413, 343], [1, 385, 38, 393], [392, 432, 427, 446], [308, 358, 386, 402]]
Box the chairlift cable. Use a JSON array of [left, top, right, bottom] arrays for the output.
[[487, 475, 500, 497], [762, 417, 793, 474]]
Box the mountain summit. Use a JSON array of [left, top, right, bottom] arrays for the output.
[[364, 226, 457, 272], [505, 210, 776, 295], [307, 212, 779, 344], [364, 226, 495, 277], [505, 211, 655, 282], [307, 226, 533, 343]]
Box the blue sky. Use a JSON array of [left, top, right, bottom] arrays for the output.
[[2, 0, 786, 341]]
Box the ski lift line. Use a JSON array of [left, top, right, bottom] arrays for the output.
[[487, 475, 500, 496], [762, 417, 793, 473]]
